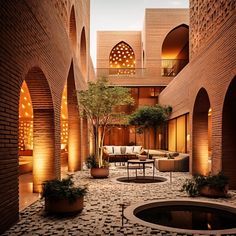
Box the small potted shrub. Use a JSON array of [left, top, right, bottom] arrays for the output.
[[42, 175, 87, 214], [182, 172, 229, 198], [86, 154, 109, 178]]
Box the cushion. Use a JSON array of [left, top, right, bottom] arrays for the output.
[[133, 146, 142, 154], [113, 146, 122, 155], [121, 146, 126, 154], [105, 146, 113, 154], [125, 146, 134, 154]]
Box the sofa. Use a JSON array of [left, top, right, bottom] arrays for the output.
[[103, 145, 144, 163], [155, 153, 189, 172]]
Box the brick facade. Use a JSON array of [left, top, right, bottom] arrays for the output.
[[159, 2, 236, 187], [0, 0, 90, 233]]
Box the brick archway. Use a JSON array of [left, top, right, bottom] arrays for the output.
[[67, 62, 82, 171], [69, 5, 77, 49], [161, 24, 189, 76], [25, 67, 57, 193], [222, 77, 236, 189], [80, 27, 87, 78], [192, 88, 211, 175]]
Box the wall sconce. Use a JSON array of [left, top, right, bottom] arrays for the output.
[[187, 134, 190, 142]]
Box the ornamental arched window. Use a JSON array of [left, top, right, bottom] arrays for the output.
[[109, 41, 135, 75]]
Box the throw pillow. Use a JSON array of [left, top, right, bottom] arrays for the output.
[[113, 146, 121, 155], [133, 146, 142, 154], [105, 146, 113, 154], [125, 146, 134, 154]]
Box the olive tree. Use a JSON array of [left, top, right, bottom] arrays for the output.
[[77, 77, 134, 167]]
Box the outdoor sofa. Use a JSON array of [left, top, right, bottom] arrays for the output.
[[154, 152, 189, 172], [103, 145, 144, 163]]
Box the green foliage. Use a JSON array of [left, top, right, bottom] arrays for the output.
[[77, 77, 134, 123], [77, 77, 134, 167], [181, 178, 199, 197], [86, 154, 98, 168], [182, 172, 229, 197], [42, 175, 87, 203], [128, 104, 172, 128]]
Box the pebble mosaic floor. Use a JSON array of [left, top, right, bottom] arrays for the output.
[[4, 165, 236, 236]]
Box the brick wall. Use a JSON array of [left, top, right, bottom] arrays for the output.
[[159, 3, 236, 187], [0, 0, 91, 233], [190, 0, 235, 58]]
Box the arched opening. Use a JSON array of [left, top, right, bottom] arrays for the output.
[[67, 62, 82, 171], [80, 27, 87, 78], [192, 88, 211, 175], [109, 41, 135, 75], [24, 67, 57, 193], [69, 6, 77, 49], [60, 84, 68, 173], [161, 24, 189, 76], [18, 81, 40, 210], [222, 77, 236, 189]]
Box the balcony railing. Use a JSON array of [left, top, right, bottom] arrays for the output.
[[161, 59, 188, 77], [96, 59, 188, 78], [96, 68, 146, 78]]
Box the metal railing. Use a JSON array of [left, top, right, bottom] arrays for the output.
[[96, 59, 188, 78], [161, 59, 188, 77]]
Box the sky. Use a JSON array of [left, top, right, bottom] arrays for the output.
[[90, 0, 189, 67]]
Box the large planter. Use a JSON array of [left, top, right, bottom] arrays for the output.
[[199, 185, 229, 198], [45, 196, 84, 214], [91, 167, 109, 178]]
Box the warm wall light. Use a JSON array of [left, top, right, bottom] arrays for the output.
[[187, 134, 190, 141]]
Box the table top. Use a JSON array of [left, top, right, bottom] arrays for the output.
[[127, 159, 154, 164]]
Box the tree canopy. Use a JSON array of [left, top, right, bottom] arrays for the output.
[[77, 77, 134, 167], [128, 104, 172, 128]]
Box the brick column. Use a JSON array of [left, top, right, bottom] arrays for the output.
[[33, 109, 55, 192], [67, 64, 81, 172]]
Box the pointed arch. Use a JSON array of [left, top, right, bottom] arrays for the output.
[[69, 5, 77, 48], [80, 27, 87, 78], [109, 41, 135, 75], [222, 76, 236, 189], [161, 24, 189, 76], [192, 87, 211, 175], [25, 67, 56, 192]]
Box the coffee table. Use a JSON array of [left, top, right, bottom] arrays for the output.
[[127, 159, 155, 180]]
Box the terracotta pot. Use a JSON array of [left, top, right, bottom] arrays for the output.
[[91, 167, 109, 178], [45, 196, 84, 213], [199, 185, 228, 198]]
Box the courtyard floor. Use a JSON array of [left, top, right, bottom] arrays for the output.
[[4, 165, 236, 236]]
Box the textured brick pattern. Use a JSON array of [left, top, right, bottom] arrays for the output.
[[159, 3, 236, 187], [67, 63, 82, 172], [0, 0, 90, 233], [190, 0, 236, 58]]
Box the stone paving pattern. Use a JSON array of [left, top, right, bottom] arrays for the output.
[[4, 165, 236, 236]]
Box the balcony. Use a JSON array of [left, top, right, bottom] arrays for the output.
[[161, 59, 188, 77]]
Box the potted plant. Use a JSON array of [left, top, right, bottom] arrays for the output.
[[128, 105, 172, 158], [182, 172, 229, 198], [77, 77, 134, 178], [42, 175, 87, 214], [86, 154, 109, 178]]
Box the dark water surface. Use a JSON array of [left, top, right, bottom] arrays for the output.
[[136, 205, 236, 230]]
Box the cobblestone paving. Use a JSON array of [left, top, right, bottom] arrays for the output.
[[4, 165, 236, 236]]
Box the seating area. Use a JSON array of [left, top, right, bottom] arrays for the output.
[[103, 146, 190, 172], [103, 145, 144, 163], [154, 153, 189, 172]]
